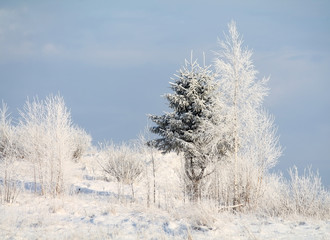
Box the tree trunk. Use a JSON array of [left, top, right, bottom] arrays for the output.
[[185, 157, 205, 203], [192, 180, 201, 203], [233, 51, 239, 212], [152, 154, 156, 205]]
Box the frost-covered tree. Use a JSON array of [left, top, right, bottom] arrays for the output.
[[71, 127, 92, 162], [0, 102, 20, 203], [18, 95, 74, 196], [149, 57, 227, 202], [137, 130, 158, 207], [0, 102, 14, 160], [214, 21, 282, 210]]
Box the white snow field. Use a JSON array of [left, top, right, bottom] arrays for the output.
[[1, 194, 330, 240], [1, 156, 329, 240]]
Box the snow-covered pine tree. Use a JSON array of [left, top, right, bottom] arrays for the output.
[[214, 21, 282, 210], [149, 57, 227, 202]]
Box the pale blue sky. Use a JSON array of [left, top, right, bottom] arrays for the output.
[[0, 0, 329, 186]]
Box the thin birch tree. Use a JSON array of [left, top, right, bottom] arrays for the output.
[[214, 21, 281, 210]]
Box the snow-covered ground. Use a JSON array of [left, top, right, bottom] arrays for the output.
[[1, 192, 329, 239], [1, 157, 329, 240]]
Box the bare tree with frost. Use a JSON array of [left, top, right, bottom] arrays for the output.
[[18, 95, 74, 196], [0, 102, 15, 160], [98, 142, 144, 201], [0, 102, 20, 203], [71, 127, 92, 162], [214, 21, 282, 210], [149, 57, 229, 202], [137, 130, 158, 207]]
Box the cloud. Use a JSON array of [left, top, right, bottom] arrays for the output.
[[254, 48, 330, 108], [42, 43, 60, 55], [0, 8, 18, 38], [0, 7, 35, 61]]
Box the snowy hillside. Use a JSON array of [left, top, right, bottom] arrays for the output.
[[1, 155, 329, 240]]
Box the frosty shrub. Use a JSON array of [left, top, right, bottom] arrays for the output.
[[256, 167, 330, 219], [71, 127, 92, 162], [0, 102, 20, 204], [0, 102, 22, 161], [18, 95, 75, 196], [253, 173, 290, 217], [286, 166, 330, 218], [98, 142, 144, 200]]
